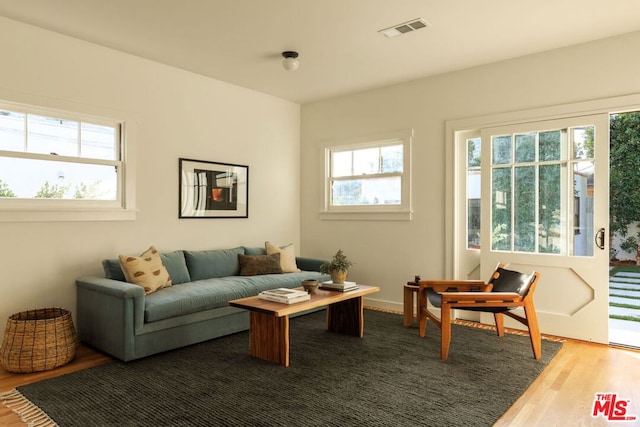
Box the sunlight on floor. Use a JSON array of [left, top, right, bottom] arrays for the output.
[[609, 318, 640, 348]]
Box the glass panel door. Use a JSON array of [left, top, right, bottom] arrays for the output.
[[480, 114, 609, 343]]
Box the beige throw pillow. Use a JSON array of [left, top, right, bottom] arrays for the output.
[[119, 246, 172, 295], [265, 241, 300, 273]]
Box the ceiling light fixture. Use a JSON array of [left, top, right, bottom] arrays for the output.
[[282, 51, 299, 71]]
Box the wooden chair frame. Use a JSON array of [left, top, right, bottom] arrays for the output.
[[417, 264, 541, 361]]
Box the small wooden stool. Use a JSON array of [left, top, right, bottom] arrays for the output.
[[403, 283, 420, 327]]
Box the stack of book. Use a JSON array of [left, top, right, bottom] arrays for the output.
[[258, 288, 311, 304], [319, 281, 359, 292]]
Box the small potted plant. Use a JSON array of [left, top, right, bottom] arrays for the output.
[[320, 249, 354, 284]]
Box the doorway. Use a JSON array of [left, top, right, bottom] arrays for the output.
[[455, 114, 610, 343], [608, 111, 640, 348]]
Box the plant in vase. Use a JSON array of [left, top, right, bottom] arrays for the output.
[[320, 249, 354, 284]]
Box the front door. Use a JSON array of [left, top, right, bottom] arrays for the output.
[[478, 114, 609, 343]]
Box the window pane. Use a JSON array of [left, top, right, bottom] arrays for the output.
[[539, 164, 562, 254], [0, 156, 117, 200], [492, 135, 512, 165], [331, 176, 400, 206], [573, 161, 594, 256], [331, 151, 352, 177], [515, 133, 535, 163], [514, 166, 535, 252], [467, 138, 481, 167], [27, 114, 79, 156], [491, 167, 512, 251], [539, 130, 562, 161], [467, 169, 481, 249], [81, 123, 117, 160], [353, 148, 379, 175], [0, 111, 25, 152], [572, 126, 594, 160], [380, 144, 403, 173]]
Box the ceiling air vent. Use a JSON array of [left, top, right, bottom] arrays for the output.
[[378, 18, 430, 38]]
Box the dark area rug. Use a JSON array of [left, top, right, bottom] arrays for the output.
[[13, 309, 562, 426]]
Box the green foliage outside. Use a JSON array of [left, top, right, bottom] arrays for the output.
[[620, 236, 639, 256], [607, 111, 640, 259], [0, 179, 104, 199], [332, 180, 364, 205], [0, 179, 16, 197], [610, 302, 640, 310], [611, 314, 640, 322], [609, 265, 640, 323], [73, 181, 104, 199], [610, 293, 640, 301], [490, 130, 564, 253], [34, 181, 71, 198], [610, 266, 640, 276]]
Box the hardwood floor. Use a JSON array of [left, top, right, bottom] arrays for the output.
[[496, 340, 640, 426], [1, 340, 639, 426]]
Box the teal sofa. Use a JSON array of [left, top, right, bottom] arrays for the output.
[[75, 246, 328, 361]]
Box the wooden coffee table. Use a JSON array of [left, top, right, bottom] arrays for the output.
[[229, 284, 380, 367]]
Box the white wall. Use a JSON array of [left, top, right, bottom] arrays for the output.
[[4, 16, 640, 339], [0, 17, 301, 337], [301, 31, 640, 311]]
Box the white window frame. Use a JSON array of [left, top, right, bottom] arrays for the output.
[[320, 129, 413, 221], [0, 96, 136, 222]]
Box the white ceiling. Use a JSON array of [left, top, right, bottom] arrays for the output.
[[1, 0, 640, 104]]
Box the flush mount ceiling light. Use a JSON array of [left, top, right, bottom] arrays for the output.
[[378, 18, 430, 38], [282, 51, 300, 71]]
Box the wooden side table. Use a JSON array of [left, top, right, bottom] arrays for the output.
[[403, 283, 420, 327]]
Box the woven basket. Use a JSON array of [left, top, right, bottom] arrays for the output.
[[0, 307, 78, 373]]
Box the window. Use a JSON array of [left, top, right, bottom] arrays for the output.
[[489, 125, 595, 255], [321, 129, 412, 220], [466, 137, 481, 249], [0, 100, 135, 222]]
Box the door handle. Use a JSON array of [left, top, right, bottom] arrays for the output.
[[595, 228, 605, 250]]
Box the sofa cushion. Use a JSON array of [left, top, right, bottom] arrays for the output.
[[184, 247, 245, 281], [103, 250, 191, 284], [103, 259, 127, 281], [243, 246, 267, 256], [265, 241, 300, 273], [238, 253, 283, 276], [119, 246, 172, 295], [160, 250, 191, 285], [143, 271, 325, 322], [144, 277, 256, 322]]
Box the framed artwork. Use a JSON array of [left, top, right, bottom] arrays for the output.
[[179, 158, 248, 218]]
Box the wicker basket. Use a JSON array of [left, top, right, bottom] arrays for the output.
[[0, 308, 78, 373]]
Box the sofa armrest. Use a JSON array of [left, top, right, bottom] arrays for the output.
[[76, 276, 145, 329], [76, 276, 146, 361], [76, 276, 145, 299], [296, 257, 327, 272]]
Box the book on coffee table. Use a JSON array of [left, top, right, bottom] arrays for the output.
[[260, 288, 308, 298], [320, 281, 359, 292], [258, 288, 310, 304], [258, 293, 310, 304]]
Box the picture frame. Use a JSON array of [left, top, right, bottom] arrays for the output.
[[179, 158, 248, 218]]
